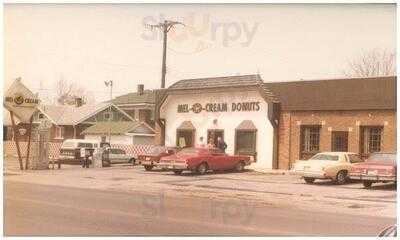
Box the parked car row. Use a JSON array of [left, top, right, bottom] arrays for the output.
[[138, 146, 253, 175], [58, 139, 396, 186], [58, 139, 254, 174], [292, 151, 397, 188], [58, 139, 136, 168]]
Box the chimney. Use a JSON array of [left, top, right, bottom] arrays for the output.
[[75, 97, 83, 107], [137, 84, 144, 95]]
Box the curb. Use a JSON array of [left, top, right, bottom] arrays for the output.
[[251, 169, 290, 175], [4, 170, 22, 176]]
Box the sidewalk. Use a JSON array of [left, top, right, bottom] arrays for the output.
[[248, 165, 290, 175]]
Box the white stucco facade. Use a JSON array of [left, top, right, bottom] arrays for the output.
[[84, 134, 155, 145], [84, 134, 132, 145], [160, 89, 275, 169]]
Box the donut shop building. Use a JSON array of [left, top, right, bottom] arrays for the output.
[[156, 74, 396, 170], [158, 75, 280, 169]]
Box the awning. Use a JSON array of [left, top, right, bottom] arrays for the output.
[[177, 121, 195, 130], [235, 120, 257, 130]]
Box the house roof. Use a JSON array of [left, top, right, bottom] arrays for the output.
[[38, 102, 133, 126], [81, 121, 154, 135], [166, 74, 278, 103], [112, 90, 155, 105], [264, 76, 396, 111], [169, 74, 262, 90]]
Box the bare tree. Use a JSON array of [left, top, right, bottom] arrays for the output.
[[55, 77, 90, 106], [343, 48, 396, 77]]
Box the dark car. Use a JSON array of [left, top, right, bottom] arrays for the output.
[[138, 146, 177, 171], [350, 152, 397, 188]]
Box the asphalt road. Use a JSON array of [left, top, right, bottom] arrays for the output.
[[4, 181, 395, 236]]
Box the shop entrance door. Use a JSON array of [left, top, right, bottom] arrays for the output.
[[235, 130, 257, 161], [207, 129, 224, 147], [176, 130, 195, 148], [331, 131, 348, 152]]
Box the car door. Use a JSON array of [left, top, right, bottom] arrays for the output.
[[109, 149, 119, 163], [119, 149, 130, 163], [343, 154, 361, 171], [209, 149, 229, 170]]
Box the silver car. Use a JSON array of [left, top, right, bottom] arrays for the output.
[[108, 148, 136, 164]]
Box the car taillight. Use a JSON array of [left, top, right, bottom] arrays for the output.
[[351, 167, 362, 173]]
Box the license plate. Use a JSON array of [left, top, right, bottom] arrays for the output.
[[367, 170, 378, 175], [145, 157, 150, 161]]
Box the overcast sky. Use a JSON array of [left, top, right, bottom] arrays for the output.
[[4, 3, 396, 103]]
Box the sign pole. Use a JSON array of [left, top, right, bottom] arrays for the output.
[[25, 115, 33, 170], [10, 111, 24, 170]]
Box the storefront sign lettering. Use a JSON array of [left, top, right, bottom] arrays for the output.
[[5, 94, 39, 106], [177, 101, 260, 113]]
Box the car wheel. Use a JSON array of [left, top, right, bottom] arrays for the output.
[[363, 180, 373, 188], [144, 165, 153, 171], [129, 158, 135, 165], [336, 170, 348, 185], [197, 163, 208, 175], [173, 170, 183, 175], [235, 161, 245, 172], [304, 177, 315, 184]]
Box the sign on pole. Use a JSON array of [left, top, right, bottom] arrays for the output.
[[4, 78, 40, 170]]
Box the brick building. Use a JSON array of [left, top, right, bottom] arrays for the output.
[[265, 76, 396, 170]]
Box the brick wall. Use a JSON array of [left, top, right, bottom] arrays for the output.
[[278, 109, 396, 170]]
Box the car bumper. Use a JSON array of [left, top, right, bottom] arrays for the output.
[[157, 163, 188, 170], [349, 174, 396, 181], [59, 155, 76, 160], [141, 160, 157, 166], [293, 170, 329, 179]]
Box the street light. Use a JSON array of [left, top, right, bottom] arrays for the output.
[[104, 80, 113, 144]]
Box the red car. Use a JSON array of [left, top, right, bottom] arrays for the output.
[[349, 152, 397, 188], [138, 146, 177, 171], [158, 147, 252, 175]]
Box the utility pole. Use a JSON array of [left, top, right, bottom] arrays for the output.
[[104, 80, 113, 143], [145, 20, 185, 88]]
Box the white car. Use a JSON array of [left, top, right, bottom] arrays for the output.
[[292, 152, 363, 184]]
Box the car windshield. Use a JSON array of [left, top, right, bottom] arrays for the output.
[[147, 146, 166, 155], [310, 154, 339, 161], [367, 153, 397, 162]]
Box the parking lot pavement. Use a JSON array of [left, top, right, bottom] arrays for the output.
[[4, 160, 397, 219]]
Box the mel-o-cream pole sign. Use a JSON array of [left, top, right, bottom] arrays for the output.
[[4, 78, 40, 122]]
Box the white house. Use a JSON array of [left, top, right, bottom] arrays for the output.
[[82, 121, 156, 145]]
